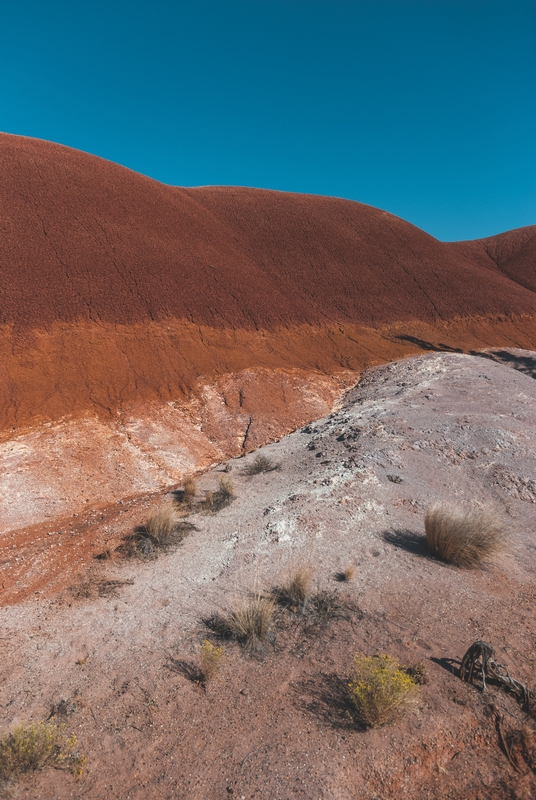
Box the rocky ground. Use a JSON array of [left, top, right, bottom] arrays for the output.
[[1, 350, 536, 799]]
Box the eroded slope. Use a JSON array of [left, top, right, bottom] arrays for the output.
[[1, 353, 535, 798]]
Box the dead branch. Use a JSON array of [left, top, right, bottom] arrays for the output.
[[460, 640, 532, 712]]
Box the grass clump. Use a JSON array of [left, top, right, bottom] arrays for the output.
[[348, 654, 418, 728], [227, 594, 275, 646], [220, 593, 275, 652], [424, 504, 506, 567], [199, 640, 224, 682], [244, 454, 281, 476], [336, 565, 355, 582], [200, 476, 235, 514], [0, 721, 86, 782], [276, 565, 314, 612], [123, 502, 195, 557], [305, 590, 354, 627], [175, 477, 197, 508]]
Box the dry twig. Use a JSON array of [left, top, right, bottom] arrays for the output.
[[460, 640, 531, 711]]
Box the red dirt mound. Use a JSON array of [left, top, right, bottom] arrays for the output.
[[447, 225, 536, 293], [1, 132, 536, 431]]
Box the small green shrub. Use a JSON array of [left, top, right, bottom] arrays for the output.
[[244, 454, 281, 476], [424, 505, 506, 567], [0, 721, 86, 781], [348, 654, 418, 727]]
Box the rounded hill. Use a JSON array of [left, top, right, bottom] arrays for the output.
[[1, 132, 536, 431], [2, 132, 536, 332]]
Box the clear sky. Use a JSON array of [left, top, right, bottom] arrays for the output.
[[1, 0, 535, 241]]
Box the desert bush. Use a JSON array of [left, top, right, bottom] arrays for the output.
[[68, 577, 134, 600], [424, 504, 506, 567], [348, 654, 418, 728], [0, 721, 86, 781], [244, 454, 281, 476], [276, 564, 314, 611], [200, 476, 235, 514], [199, 640, 223, 682], [123, 502, 195, 557]]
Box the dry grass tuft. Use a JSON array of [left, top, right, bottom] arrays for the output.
[[123, 502, 195, 557], [200, 476, 235, 514], [243, 454, 281, 476], [424, 504, 507, 567], [348, 654, 419, 728], [276, 564, 314, 611], [340, 565, 355, 582], [300, 590, 359, 632], [175, 477, 197, 508], [0, 721, 86, 781], [199, 640, 224, 682], [227, 594, 275, 647], [217, 593, 275, 652]]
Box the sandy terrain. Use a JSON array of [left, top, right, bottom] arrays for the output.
[[1, 351, 535, 799]]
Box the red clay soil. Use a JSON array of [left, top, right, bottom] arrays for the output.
[[1, 132, 536, 431], [447, 226, 536, 294]]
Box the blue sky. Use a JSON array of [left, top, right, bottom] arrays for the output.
[[1, 0, 535, 241]]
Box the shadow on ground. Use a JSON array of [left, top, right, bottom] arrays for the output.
[[395, 335, 536, 379], [473, 350, 536, 379], [166, 657, 204, 684], [382, 528, 432, 559], [291, 672, 360, 730]]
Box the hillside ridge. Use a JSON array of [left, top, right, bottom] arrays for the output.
[[1, 131, 536, 434]]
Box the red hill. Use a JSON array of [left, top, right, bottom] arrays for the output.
[[1, 132, 536, 430]]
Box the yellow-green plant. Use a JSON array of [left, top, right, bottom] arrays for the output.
[[0, 721, 86, 781], [200, 640, 223, 682], [348, 654, 418, 727]]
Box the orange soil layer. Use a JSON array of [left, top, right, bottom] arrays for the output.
[[3, 315, 536, 431], [1, 133, 536, 431], [0, 494, 154, 604]]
